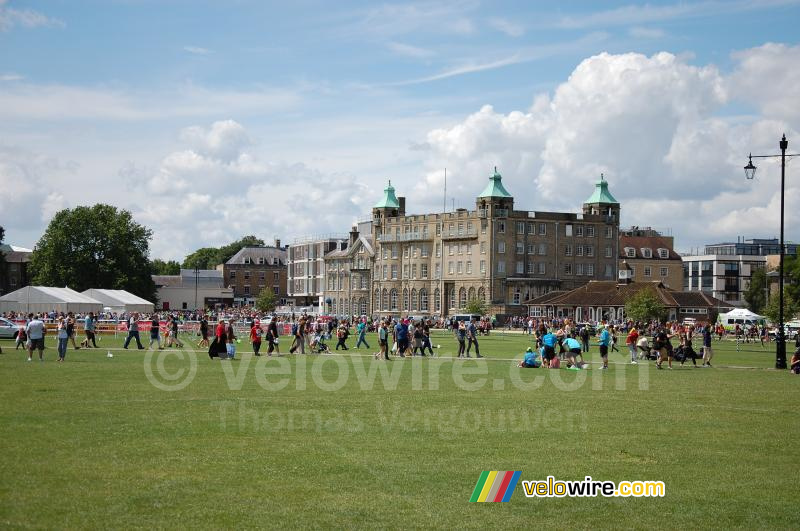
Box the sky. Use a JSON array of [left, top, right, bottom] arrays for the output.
[[1, 0, 799, 260]]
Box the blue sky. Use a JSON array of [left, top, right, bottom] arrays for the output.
[[1, 0, 800, 259]]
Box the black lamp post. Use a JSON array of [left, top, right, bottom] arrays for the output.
[[744, 134, 798, 369]]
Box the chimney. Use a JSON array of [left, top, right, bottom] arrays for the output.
[[349, 225, 359, 247], [274, 238, 281, 248], [398, 197, 406, 216]]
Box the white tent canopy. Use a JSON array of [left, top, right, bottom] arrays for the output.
[[0, 286, 104, 314], [722, 308, 765, 320], [82, 289, 154, 314]]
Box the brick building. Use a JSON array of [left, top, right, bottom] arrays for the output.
[[618, 227, 683, 289], [0, 244, 32, 296], [222, 243, 288, 306]]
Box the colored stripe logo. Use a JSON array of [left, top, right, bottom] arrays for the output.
[[470, 471, 521, 502]]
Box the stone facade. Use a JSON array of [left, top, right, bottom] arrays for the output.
[[323, 170, 621, 318], [287, 237, 347, 308]]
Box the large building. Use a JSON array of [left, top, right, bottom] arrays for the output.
[[152, 269, 234, 311], [287, 236, 347, 309], [619, 227, 682, 289], [0, 244, 32, 296], [682, 238, 798, 307], [221, 242, 288, 306], [323, 170, 621, 318], [323, 224, 374, 317]]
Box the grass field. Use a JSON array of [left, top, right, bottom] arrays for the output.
[[1, 330, 798, 529]]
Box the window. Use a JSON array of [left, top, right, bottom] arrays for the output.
[[528, 222, 535, 234], [459, 243, 466, 255], [565, 224, 573, 236], [459, 288, 467, 308], [244, 257, 252, 265], [466, 261, 472, 274], [516, 242, 524, 255], [390, 289, 398, 310], [244, 285, 251, 295], [604, 264, 613, 278], [467, 244, 473, 255], [481, 220, 487, 234], [625, 247, 635, 258], [498, 221, 506, 233], [528, 244, 535, 255], [458, 223, 464, 236], [644, 266, 652, 277], [498, 260, 506, 273], [403, 246, 409, 258], [480, 242, 486, 254], [403, 289, 409, 311], [448, 261, 454, 275], [576, 225, 584, 237], [403, 264, 409, 279], [538, 244, 546, 255], [436, 223, 441, 236], [587, 264, 594, 277], [391, 265, 398, 279], [565, 244, 573, 256], [382, 248, 388, 259], [538, 263, 546, 275], [435, 263, 441, 278], [606, 226, 613, 238], [576, 245, 584, 257], [586, 226, 595, 237], [478, 287, 486, 302], [658, 248, 669, 259], [564, 263, 572, 275], [576, 264, 584, 276], [528, 261, 535, 273], [587, 245, 594, 257], [382, 289, 389, 311], [273, 286, 279, 295], [392, 245, 399, 259], [605, 246, 612, 258], [229, 271, 236, 279], [449, 287, 456, 309], [434, 288, 441, 312], [641, 248, 652, 258], [517, 221, 525, 234], [512, 288, 521, 305], [421, 264, 428, 279], [457, 261, 463, 275], [382, 265, 387, 280], [411, 264, 417, 279], [449, 244, 454, 256], [435, 243, 441, 257], [498, 241, 506, 254], [421, 245, 428, 258], [480, 260, 486, 274], [516, 261, 524, 274], [539, 223, 546, 235], [660, 267, 668, 277]]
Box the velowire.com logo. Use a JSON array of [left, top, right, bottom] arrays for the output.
[[470, 471, 521, 502]]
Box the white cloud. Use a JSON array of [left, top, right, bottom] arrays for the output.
[[386, 41, 434, 58], [0, 0, 64, 31], [488, 17, 524, 37], [728, 43, 800, 124], [183, 46, 212, 55], [0, 72, 23, 81], [357, 0, 477, 37], [415, 48, 800, 250], [628, 26, 665, 39]]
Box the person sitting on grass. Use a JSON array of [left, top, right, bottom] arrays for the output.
[[791, 348, 800, 375], [518, 347, 541, 368]]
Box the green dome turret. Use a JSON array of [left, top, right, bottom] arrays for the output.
[[478, 167, 512, 198], [374, 180, 400, 208], [584, 173, 619, 204]]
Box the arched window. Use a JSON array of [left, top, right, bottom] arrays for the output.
[[459, 287, 467, 309], [434, 288, 441, 312], [331, 299, 337, 314], [402, 288, 409, 311], [382, 289, 388, 311], [449, 287, 456, 309], [352, 297, 358, 316], [343, 298, 349, 315], [359, 297, 367, 315], [374, 289, 380, 311], [410, 289, 417, 311], [478, 287, 486, 302], [390, 289, 398, 310], [419, 289, 428, 311], [468, 287, 476, 301]]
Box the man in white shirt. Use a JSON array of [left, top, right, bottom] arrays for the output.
[[25, 313, 46, 362], [123, 313, 144, 349]]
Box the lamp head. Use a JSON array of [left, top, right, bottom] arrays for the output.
[[744, 154, 756, 180]]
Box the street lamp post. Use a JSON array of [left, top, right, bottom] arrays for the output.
[[744, 134, 798, 369], [194, 266, 199, 311]]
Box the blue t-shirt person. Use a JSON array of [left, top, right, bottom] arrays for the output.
[[598, 328, 610, 346], [564, 337, 581, 350], [395, 322, 408, 340], [523, 348, 541, 367], [542, 332, 557, 347]]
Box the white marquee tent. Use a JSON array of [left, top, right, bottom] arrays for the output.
[[0, 286, 104, 314], [81, 289, 154, 314]]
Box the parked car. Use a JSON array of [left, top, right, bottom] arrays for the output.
[[0, 317, 21, 339]]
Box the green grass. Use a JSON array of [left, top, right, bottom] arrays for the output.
[[1, 331, 798, 529]]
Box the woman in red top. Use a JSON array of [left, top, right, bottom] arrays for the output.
[[208, 319, 228, 359], [626, 327, 639, 364], [250, 321, 263, 356]]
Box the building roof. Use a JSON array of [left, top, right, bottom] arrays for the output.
[[619, 235, 681, 260], [478, 167, 513, 198], [524, 280, 732, 312], [226, 246, 287, 266], [0, 244, 32, 263], [0, 286, 103, 305], [374, 181, 400, 208], [584, 174, 619, 205]]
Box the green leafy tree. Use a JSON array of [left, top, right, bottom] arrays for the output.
[[29, 205, 156, 301], [218, 235, 264, 264], [255, 287, 277, 313], [763, 288, 800, 324], [182, 236, 266, 270], [784, 254, 800, 303], [625, 288, 667, 322], [150, 259, 181, 275], [463, 297, 487, 315], [744, 268, 767, 314]]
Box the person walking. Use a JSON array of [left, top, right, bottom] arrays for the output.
[[597, 325, 611, 370], [422, 320, 435, 356], [66, 313, 80, 351], [376, 320, 390, 360], [335, 323, 349, 350], [149, 315, 163, 349], [84, 312, 98, 348], [610, 325, 619, 352], [123, 313, 144, 350], [197, 316, 209, 348], [702, 324, 713, 367], [25, 313, 46, 362], [394, 319, 409, 357], [626, 326, 639, 365], [580, 325, 590, 353], [170, 315, 184, 348], [355, 319, 370, 349], [226, 319, 237, 359], [250, 320, 263, 356], [56, 317, 69, 362], [456, 321, 467, 358], [289, 318, 305, 354], [15, 324, 27, 350], [466, 318, 482, 358], [209, 319, 228, 359]]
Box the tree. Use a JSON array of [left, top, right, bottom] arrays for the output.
[[763, 288, 800, 324], [625, 288, 667, 322], [464, 297, 487, 316], [150, 259, 181, 276], [783, 254, 800, 303], [181, 236, 265, 270], [29, 205, 157, 301], [744, 268, 767, 314], [255, 287, 277, 313]]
